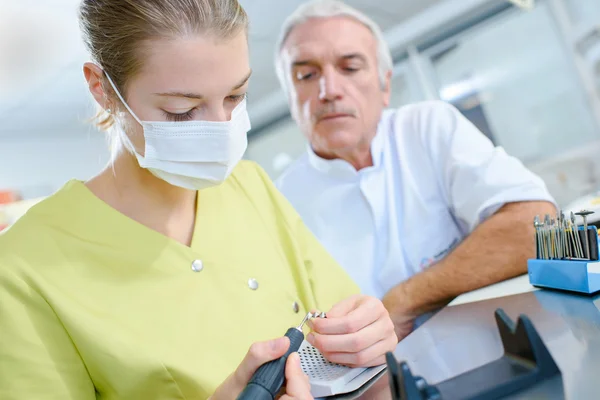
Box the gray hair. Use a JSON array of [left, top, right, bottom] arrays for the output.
[[274, 0, 393, 96]]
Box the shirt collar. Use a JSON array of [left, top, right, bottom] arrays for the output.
[[307, 116, 386, 178]]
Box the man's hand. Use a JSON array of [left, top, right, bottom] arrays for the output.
[[379, 201, 557, 342], [381, 285, 417, 341], [307, 295, 398, 367]]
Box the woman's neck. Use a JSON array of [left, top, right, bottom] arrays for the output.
[[85, 152, 198, 246]]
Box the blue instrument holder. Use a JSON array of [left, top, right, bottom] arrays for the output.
[[528, 225, 600, 294], [528, 259, 600, 294]]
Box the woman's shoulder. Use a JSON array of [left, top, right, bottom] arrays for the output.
[[225, 160, 299, 225], [229, 160, 271, 184], [226, 160, 280, 200], [0, 181, 80, 272]]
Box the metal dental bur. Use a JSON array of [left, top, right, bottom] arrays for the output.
[[558, 212, 565, 259], [557, 217, 563, 259], [545, 215, 554, 259], [552, 218, 558, 259], [566, 216, 580, 259], [561, 212, 571, 259], [571, 212, 584, 259], [297, 312, 314, 330], [533, 215, 542, 259], [541, 217, 549, 260], [576, 210, 594, 260], [554, 215, 561, 259]]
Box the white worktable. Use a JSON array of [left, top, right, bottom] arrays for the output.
[[448, 274, 537, 306]]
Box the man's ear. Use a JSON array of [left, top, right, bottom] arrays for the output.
[[382, 69, 392, 107], [83, 62, 111, 111]]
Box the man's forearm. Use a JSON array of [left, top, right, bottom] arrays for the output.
[[389, 200, 557, 316]]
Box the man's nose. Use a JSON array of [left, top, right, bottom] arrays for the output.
[[318, 66, 343, 102]]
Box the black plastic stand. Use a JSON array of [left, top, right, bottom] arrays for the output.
[[386, 308, 562, 400]]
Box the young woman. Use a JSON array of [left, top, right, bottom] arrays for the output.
[[0, 1, 397, 399]]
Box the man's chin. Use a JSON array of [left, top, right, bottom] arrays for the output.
[[319, 134, 362, 152], [312, 138, 364, 160]]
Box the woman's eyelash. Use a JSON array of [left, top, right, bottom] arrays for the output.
[[162, 94, 247, 122], [228, 93, 248, 102], [163, 108, 196, 122]]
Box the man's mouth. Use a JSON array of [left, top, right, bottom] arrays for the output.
[[319, 113, 352, 121]]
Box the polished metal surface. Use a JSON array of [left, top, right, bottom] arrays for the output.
[[339, 289, 600, 399]]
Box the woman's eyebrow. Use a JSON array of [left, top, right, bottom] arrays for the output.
[[153, 70, 252, 99]]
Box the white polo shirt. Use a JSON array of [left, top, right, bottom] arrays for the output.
[[275, 101, 555, 299]]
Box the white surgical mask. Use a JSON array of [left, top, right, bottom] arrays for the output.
[[105, 72, 250, 190]]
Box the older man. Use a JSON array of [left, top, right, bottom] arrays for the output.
[[273, 0, 556, 339]]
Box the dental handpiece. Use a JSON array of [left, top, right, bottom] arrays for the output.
[[237, 311, 326, 400]]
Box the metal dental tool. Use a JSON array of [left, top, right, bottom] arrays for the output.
[[552, 218, 557, 259], [543, 214, 552, 260], [575, 210, 594, 260], [238, 311, 327, 400], [561, 213, 571, 259], [556, 219, 561, 259], [534, 216, 542, 259], [559, 213, 566, 259], [552, 214, 563, 260], [569, 218, 580, 259], [571, 212, 584, 259]]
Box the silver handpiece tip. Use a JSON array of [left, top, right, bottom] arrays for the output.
[[297, 311, 328, 330], [297, 312, 311, 330]]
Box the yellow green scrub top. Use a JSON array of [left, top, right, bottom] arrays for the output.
[[0, 161, 359, 400]]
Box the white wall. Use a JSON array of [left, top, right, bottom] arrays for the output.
[[565, 0, 600, 29], [431, 2, 599, 164], [0, 132, 109, 198], [245, 119, 306, 179]]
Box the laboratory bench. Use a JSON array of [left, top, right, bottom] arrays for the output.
[[329, 275, 599, 399]]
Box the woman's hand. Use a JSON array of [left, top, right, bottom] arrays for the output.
[[307, 294, 398, 367], [279, 352, 312, 400], [211, 337, 312, 400]]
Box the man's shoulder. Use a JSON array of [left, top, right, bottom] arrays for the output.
[[383, 101, 464, 152], [386, 100, 460, 128], [273, 153, 312, 192], [229, 158, 315, 213]]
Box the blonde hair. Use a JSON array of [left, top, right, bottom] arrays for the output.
[[79, 0, 249, 131], [275, 0, 392, 96]]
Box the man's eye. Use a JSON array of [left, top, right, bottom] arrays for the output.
[[297, 72, 315, 81]]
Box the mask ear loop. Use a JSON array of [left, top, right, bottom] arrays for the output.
[[103, 71, 143, 126], [99, 68, 143, 158]]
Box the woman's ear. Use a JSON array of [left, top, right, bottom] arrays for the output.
[[83, 62, 111, 111]]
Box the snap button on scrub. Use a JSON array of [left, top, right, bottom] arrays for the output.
[[191, 260, 203, 272], [248, 278, 259, 290]]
